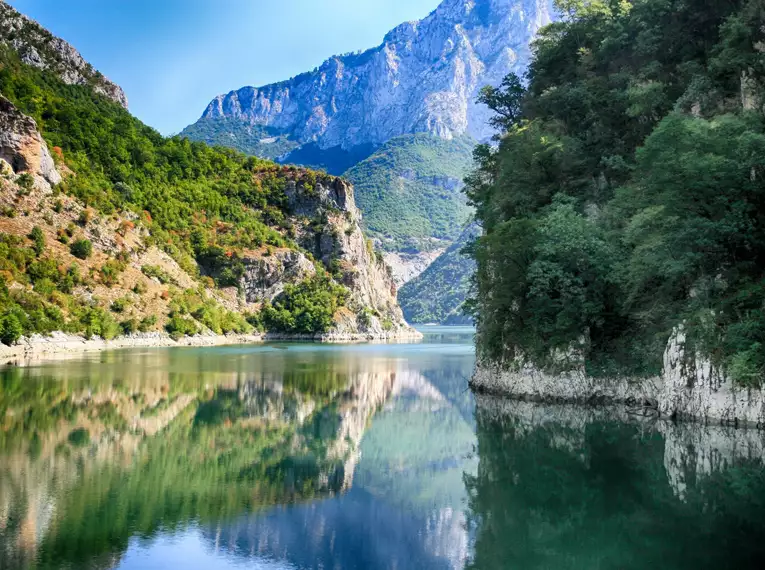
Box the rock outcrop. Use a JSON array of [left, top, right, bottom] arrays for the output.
[[241, 249, 316, 303], [275, 176, 418, 340], [0, 1, 128, 108], [188, 0, 553, 151], [471, 327, 765, 427], [0, 95, 61, 190]]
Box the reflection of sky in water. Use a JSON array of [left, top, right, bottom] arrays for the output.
[[114, 331, 478, 570], [1, 328, 478, 570], [6, 327, 765, 569]]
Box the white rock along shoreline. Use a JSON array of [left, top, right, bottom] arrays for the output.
[[0, 328, 424, 366]]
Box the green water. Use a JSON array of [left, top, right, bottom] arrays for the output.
[[1, 327, 765, 569]]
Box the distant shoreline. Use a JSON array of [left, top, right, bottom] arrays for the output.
[[0, 328, 424, 366]]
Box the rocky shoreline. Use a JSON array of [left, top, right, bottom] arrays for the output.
[[0, 328, 424, 365], [470, 328, 765, 428]]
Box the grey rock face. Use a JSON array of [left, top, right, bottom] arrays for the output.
[[241, 249, 317, 303], [0, 1, 128, 108], [196, 0, 553, 149], [0, 95, 61, 189], [471, 326, 765, 427], [288, 177, 409, 330], [236, 174, 419, 339]]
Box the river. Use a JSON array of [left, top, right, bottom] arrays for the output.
[[1, 327, 765, 569]]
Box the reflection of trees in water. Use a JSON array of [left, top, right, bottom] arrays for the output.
[[0, 353, 397, 570], [465, 399, 765, 570], [203, 364, 478, 570]]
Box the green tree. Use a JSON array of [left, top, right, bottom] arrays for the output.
[[0, 313, 22, 345], [69, 239, 93, 260], [29, 226, 45, 256]]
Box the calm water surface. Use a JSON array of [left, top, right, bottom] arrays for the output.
[[2, 326, 765, 569]]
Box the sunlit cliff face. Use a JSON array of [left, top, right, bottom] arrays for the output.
[[195, 0, 553, 150]]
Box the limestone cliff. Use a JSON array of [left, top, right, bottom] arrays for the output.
[[0, 1, 127, 108], [186, 0, 553, 152], [0, 95, 62, 190], [240, 175, 417, 340], [471, 327, 765, 427]]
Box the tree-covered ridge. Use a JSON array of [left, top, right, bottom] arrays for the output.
[[0, 40, 370, 339], [179, 117, 300, 161], [398, 223, 478, 324], [466, 0, 765, 383], [344, 133, 475, 252]]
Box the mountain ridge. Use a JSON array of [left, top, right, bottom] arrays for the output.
[[0, 1, 128, 108], [185, 0, 553, 152]]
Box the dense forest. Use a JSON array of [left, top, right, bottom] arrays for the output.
[[466, 0, 765, 384], [344, 134, 475, 252]]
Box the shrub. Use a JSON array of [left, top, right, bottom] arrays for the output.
[[141, 264, 171, 284], [16, 172, 33, 191], [166, 315, 200, 340], [99, 259, 125, 287], [70, 239, 93, 260], [29, 226, 45, 256], [110, 297, 131, 313], [120, 318, 138, 335], [33, 278, 56, 296], [80, 307, 119, 340], [138, 314, 157, 332], [0, 313, 23, 345]]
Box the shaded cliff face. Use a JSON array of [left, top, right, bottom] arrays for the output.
[[189, 0, 552, 151], [0, 1, 128, 108]]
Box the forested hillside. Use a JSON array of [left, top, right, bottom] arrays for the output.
[[466, 0, 765, 384], [344, 134, 475, 253], [0, 5, 411, 343]]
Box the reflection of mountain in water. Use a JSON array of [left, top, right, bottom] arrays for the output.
[[204, 364, 478, 570], [467, 397, 765, 570], [0, 349, 398, 570], [205, 489, 461, 570]]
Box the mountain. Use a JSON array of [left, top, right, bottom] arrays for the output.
[[344, 133, 475, 252], [0, 0, 415, 345], [181, 0, 552, 308], [183, 0, 552, 166], [398, 223, 478, 324], [0, 1, 127, 108]]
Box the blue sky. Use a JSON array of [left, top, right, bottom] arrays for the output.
[[7, 0, 441, 135]]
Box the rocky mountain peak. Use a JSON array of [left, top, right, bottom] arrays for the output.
[[0, 1, 128, 108], [189, 0, 553, 152]]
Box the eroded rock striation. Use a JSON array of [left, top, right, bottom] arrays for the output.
[[471, 327, 765, 426], [0, 1, 128, 108]]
